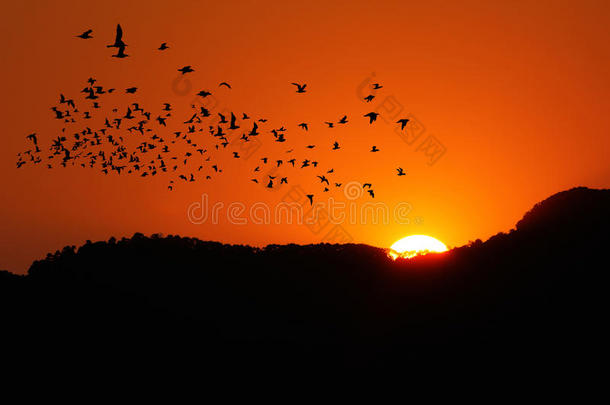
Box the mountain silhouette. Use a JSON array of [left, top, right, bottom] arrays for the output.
[[1, 187, 608, 376]]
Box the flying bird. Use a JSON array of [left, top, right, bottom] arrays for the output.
[[291, 83, 307, 93], [158, 43, 169, 50], [178, 66, 194, 74], [76, 29, 93, 39], [219, 82, 231, 89], [107, 24, 126, 48], [397, 167, 406, 176], [397, 118, 410, 130], [364, 112, 380, 124], [229, 113, 239, 130]]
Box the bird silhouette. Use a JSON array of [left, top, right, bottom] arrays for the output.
[[76, 29, 93, 39], [364, 112, 379, 124], [249, 122, 259, 136], [306, 194, 314, 205], [107, 24, 126, 48], [229, 113, 239, 130], [364, 95, 375, 102], [298, 123, 308, 131], [372, 83, 383, 89], [332, 142, 340, 150], [371, 146, 380, 152], [396, 118, 410, 130], [158, 43, 169, 50], [338, 115, 348, 124], [219, 82, 231, 89], [397, 167, 406, 176], [178, 66, 194, 74], [291, 83, 307, 93]]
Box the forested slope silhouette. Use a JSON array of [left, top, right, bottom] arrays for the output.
[[1, 187, 608, 372]]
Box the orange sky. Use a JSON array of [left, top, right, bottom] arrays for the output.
[[2, 0, 610, 273]]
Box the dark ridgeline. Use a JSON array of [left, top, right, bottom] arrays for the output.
[[1, 187, 609, 375]]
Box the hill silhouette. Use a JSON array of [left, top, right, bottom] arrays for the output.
[[1, 187, 608, 374]]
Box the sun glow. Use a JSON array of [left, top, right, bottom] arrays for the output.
[[388, 235, 448, 260]]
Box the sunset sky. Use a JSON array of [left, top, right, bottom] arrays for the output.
[[2, 0, 610, 273]]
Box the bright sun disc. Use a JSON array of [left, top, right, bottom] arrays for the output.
[[388, 235, 448, 260]]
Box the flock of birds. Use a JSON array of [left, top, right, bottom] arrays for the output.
[[17, 24, 412, 204]]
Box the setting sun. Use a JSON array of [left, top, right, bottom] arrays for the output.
[[388, 235, 448, 260]]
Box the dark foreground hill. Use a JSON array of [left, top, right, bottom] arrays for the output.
[[1, 187, 609, 375]]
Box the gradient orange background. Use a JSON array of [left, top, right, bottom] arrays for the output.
[[2, 0, 610, 273]]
